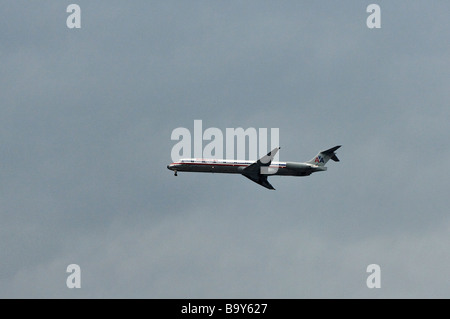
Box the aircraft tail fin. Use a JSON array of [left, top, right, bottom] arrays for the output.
[[307, 145, 341, 166]]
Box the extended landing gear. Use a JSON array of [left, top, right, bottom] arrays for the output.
[[174, 170, 178, 176]]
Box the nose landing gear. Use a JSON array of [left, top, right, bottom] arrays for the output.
[[174, 170, 178, 176]]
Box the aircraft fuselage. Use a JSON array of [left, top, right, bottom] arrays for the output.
[[167, 146, 340, 190], [167, 159, 326, 177]]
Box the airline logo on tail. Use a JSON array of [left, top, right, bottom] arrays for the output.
[[314, 155, 324, 164]]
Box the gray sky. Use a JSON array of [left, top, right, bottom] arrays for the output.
[[1, 1, 449, 298]]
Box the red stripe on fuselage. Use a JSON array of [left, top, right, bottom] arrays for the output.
[[170, 162, 286, 168]]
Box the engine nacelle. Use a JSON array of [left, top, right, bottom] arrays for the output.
[[286, 162, 312, 171]]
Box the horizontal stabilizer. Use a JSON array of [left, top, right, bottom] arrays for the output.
[[322, 145, 341, 154]]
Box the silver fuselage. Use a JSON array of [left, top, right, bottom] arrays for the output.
[[167, 159, 326, 177]]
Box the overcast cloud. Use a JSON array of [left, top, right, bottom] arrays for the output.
[[1, 1, 449, 298]]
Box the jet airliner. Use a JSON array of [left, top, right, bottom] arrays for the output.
[[167, 146, 341, 190]]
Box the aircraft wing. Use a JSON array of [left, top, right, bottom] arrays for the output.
[[241, 147, 280, 190], [241, 174, 276, 190]]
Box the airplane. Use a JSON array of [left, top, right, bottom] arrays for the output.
[[167, 145, 341, 190]]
